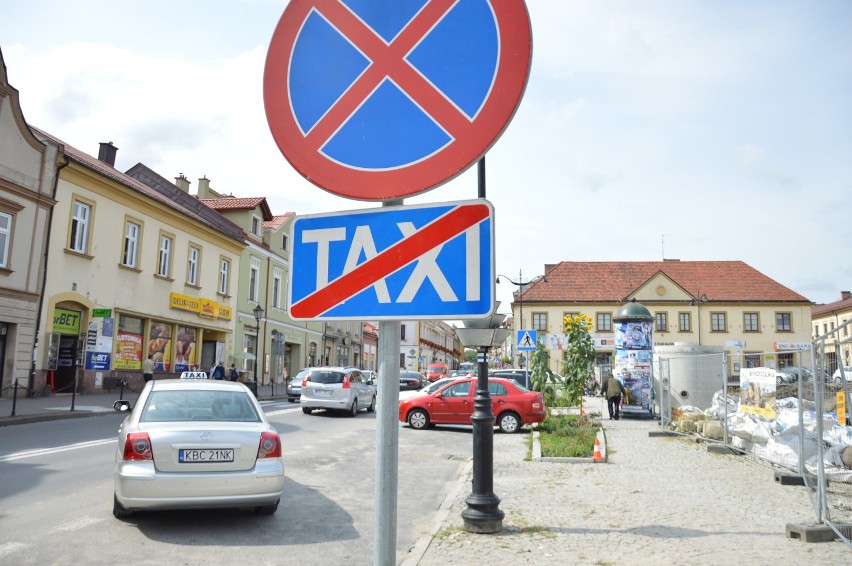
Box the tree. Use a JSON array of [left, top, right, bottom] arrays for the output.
[[463, 349, 477, 363], [560, 314, 596, 408]]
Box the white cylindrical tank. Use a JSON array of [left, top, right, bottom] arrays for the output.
[[655, 343, 725, 411]]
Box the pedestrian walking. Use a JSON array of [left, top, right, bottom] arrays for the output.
[[212, 362, 226, 380], [142, 355, 155, 383], [228, 364, 239, 382], [601, 374, 626, 420]]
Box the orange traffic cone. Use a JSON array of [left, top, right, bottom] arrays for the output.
[[591, 438, 604, 463]]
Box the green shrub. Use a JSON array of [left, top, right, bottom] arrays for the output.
[[538, 413, 599, 458]]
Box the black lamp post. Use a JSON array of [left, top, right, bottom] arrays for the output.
[[253, 303, 264, 397], [496, 270, 547, 368], [456, 310, 511, 534]]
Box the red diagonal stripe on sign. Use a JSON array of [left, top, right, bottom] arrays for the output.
[[291, 203, 490, 318], [306, 0, 471, 151]]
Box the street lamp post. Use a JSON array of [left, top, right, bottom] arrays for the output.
[[252, 304, 264, 398], [496, 270, 547, 369]]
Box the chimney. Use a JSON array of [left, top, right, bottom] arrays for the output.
[[174, 173, 191, 193], [97, 141, 118, 167], [842, 291, 852, 301], [197, 176, 210, 197]]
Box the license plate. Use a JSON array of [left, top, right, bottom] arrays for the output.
[[314, 389, 332, 397], [179, 448, 234, 463]]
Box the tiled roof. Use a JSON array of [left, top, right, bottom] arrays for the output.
[[201, 197, 274, 221], [812, 294, 852, 316], [264, 213, 294, 230], [32, 128, 244, 244], [519, 261, 810, 304]]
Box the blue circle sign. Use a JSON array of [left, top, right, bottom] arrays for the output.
[[264, 0, 532, 201]]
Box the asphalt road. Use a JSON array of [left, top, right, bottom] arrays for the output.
[[0, 398, 474, 565]]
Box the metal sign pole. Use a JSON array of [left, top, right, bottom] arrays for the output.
[[375, 319, 400, 566]]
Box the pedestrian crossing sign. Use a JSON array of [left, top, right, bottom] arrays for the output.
[[517, 330, 537, 351]]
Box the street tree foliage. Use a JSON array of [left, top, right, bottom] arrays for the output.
[[560, 314, 597, 408], [529, 339, 556, 407], [464, 349, 477, 363]]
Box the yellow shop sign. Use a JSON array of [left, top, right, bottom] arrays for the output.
[[170, 293, 231, 321]]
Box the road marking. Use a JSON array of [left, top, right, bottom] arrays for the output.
[[0, 438, 114, 463], [51, 515, 105, 533]]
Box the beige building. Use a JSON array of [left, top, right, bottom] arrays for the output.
[[33, 135, 245, 393], [0, 48, 62, 394], [811, 291, 852, 372], [512, 261, 813, 379], [400, 319, 463, 372]]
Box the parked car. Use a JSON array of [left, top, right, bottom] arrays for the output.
[[832, 367, 852, 385], [398, 377, 546, 433], [300, 367, 376, 416], [489, 368, 533, 389], [112, 374, 284, 518], [421, 377, 457, 394], [399, 370, 425, 391], [287, 367, 312, 402], [426, 363, 449, 382]]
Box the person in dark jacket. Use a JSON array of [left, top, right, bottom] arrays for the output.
[[211, 362, 226, 380], [601, 375, 626, 420]]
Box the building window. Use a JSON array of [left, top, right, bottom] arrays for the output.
[[251, 215, 261, 236], [678, 312, 691, 332], [744, 313, 759, 332], [69, 200, 92, 254], [532, 312, 547, 331], [249, 257, 260, 301], [0, 211, 11, 269], [776, 312, 792, 332], [655, 312, 668, 332], [778, 352, 794, 368], [744, 353, 761, 369], [711, 312, 726, 332], [186, 245, 200, 286], [157, 233, 173, 278], [596, 313, 612, 332], [272, 268, 283, 308], [282, 233, 288, 251], [122, 220, 141, 268], [400, 324, 406, 341], [219, 257, 230, 295]]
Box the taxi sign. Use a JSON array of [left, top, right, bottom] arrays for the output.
[[180, 371, 208, 380]]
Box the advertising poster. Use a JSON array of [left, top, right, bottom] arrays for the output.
[[85, 317, 115, 370], [613, 321, 654, 412], [174, 326, 196, 372], [739, 367, 777, 419], [547, 333, 566, 350], [148, 322, 172, 371], [114, 332, 143, 369]]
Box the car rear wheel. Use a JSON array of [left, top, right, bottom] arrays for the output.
[[408, 409, 430, 430], [498, 412, 521, 434], [302, 407, 314, 415], [347, 399, 358, 417], [367, 395, 376, 413], [288, 397, 297, 403], [255, 499, 279, 515], [113, 494, 133, 519]]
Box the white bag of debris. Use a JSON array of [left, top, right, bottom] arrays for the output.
[[726, 412, 773, 444], [706, 389, 738, 421]]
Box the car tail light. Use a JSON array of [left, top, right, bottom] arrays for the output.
[[532, 393, 543, 409], [343, 374, 351, 389], [122, 432, 153, 461], [257, 431, 281, 459], [301, 375, 308, 386]]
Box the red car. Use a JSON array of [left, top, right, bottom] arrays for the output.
[[398, 377, 546, 434]]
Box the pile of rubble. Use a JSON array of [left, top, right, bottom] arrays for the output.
[[669, 391, 852, 481]]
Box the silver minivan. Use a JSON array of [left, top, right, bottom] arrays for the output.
[[300, 367, 377, 416]]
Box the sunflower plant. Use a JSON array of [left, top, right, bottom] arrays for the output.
[[560, 314, 597, 409]]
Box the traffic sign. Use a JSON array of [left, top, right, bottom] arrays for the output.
[[288, 199, 494, 320], [517, 330, 537, 351], [264, 0, 532, 200]]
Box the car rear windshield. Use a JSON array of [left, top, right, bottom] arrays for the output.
[[309, 370, 346, 384], [140, 390, 261, 423]]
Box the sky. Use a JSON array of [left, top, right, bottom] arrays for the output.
[[2, 0, 851, 318]]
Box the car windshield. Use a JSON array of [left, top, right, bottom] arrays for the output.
[[424, 378, 455, 394], [309, 370, 345, 384], [140, 390, 260, 423]]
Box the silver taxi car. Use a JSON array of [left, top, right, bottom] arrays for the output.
[[300, 367, 376, 416], [112, 372, 284, 518]]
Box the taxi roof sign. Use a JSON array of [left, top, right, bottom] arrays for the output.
[[180, 371, 208, 380]]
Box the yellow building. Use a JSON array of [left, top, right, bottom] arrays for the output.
[[811, 291, 852, 372], [511, 260, 813, 380]]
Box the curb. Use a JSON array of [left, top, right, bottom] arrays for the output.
[[0, 409, 117, 428], [533, 426, 608, 464]]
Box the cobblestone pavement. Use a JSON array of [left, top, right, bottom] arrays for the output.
[[404, 414, 851, 565]]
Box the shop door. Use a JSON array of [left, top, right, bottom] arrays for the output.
[[54, 335, 80, 393]]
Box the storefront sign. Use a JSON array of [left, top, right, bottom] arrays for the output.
[[170, 292, 232, 321], [93, 308, 112, 317], [53, 308, 82, 334]]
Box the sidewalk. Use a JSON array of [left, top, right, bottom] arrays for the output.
[[405, 402, 851, 565], [0, 382, 288, 427]]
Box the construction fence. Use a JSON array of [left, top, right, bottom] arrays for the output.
[[654, 344, 852, 547]]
